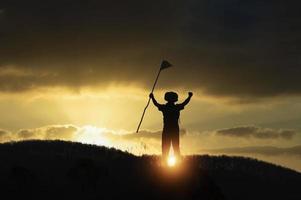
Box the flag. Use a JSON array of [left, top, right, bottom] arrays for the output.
[[160, 60, 172, 70]]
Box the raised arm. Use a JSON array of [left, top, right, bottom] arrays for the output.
[[149, 93, 162, 108], [179, 92, 193, 107]]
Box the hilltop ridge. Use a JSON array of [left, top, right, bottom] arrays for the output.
[[0, 140, 300, 200]]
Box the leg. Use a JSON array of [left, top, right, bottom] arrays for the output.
[[172, 132, 180, 158], [162, 133, 171, 160]]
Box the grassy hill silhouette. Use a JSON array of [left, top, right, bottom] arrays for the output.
[[0, 140, 300, 200]]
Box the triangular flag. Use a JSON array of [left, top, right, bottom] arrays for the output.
[[160, 60, 172, 70]]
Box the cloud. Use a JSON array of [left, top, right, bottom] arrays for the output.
[[0, 1, 300, 100], [1, 124, 296, 145], [0, 65, 33, 77], [0, 129, 12, 141], [215, 126, 296, 140], [0, 125, 79, 142], [202, 145, 301, 157], [18, 129, 38, 139], [44, 126, 78, 139], [0, 125, 169, 143]]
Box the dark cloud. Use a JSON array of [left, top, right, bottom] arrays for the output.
[[202, 145, 301, 157], [215, 126, 296, 140], [0, 1, 301, 99]]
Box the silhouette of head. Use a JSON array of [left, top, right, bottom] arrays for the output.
[[164, 92, 178, 103]]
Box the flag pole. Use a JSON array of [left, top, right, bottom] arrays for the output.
[[136, 68, 162, 133]]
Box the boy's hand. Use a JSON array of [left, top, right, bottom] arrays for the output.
[[149, 93, 154, 98], [188, 92, 193, 97]]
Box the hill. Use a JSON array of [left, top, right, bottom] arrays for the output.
[[0, 140, 300, 200]]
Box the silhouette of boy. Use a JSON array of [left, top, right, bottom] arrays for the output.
[[149, 91, 193, 161]]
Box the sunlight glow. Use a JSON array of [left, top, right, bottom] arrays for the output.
[[76, 125, 111, 147], [167, 155, 176, 167]]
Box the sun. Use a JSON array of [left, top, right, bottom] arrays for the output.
[[167, 155, 176, 167]]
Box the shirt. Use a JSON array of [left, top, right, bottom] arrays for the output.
[[158, 103, 185, 130]]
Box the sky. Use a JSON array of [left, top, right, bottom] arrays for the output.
[[0, 0, 301, 171]]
